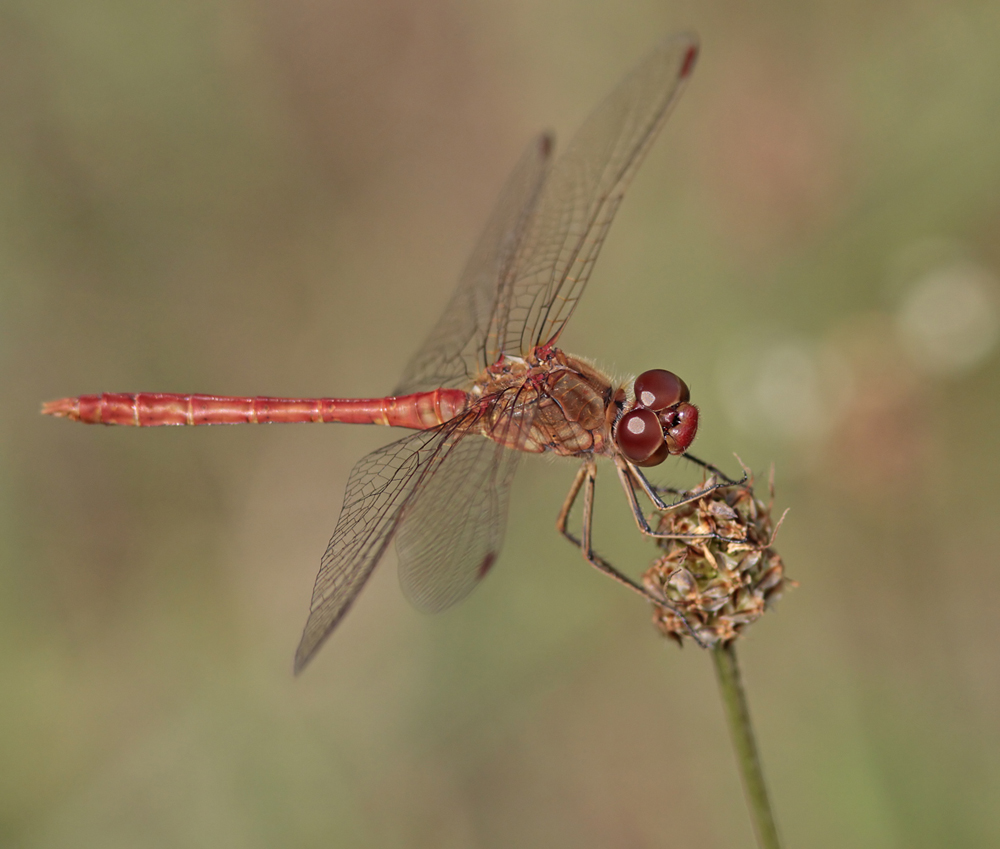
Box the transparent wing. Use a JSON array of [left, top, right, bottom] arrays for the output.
[[296, 36, 700, 671], [497, 33, 698, 356], [396, 431, 520, 613], [294, 420, 472, 673], [395, 35, 697, 395], [394, 135, 553, 395]]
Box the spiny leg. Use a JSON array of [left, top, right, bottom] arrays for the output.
[[638, 453, 747, 504], [682, 451, 741, 484], [557, 459, 649, 598], [635, 452, 744, 504], [616, 457, 747, 545], [556, 458, 708, 647], [555, 462, 590, 547], [629, 463, 741, 513]]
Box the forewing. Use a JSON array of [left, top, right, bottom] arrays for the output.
[[496, 33, 699, 356], [294, 422, 470, 673], [394, 135, 553, 395], [395, 432, 520, 613]]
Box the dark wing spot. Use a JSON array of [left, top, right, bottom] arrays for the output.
[[680, 44, 698, 79], [477, 552, 498, 579]]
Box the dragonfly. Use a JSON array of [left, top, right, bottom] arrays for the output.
[[44, 33, 724, 672]]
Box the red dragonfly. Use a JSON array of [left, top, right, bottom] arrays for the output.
[[44, 34, 719, 672]]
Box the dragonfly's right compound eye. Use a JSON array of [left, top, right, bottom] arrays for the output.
[[615, 408, 669, 466], [633, 369, 689, 411]]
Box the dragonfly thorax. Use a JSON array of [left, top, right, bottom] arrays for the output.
[[472, 347, 617, 458]]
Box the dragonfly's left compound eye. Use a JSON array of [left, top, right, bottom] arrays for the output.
[[615, 408, 669, 466]]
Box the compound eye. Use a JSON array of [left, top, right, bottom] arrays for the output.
[[615, 408, 665, 464], [634, 369, 689, 410]]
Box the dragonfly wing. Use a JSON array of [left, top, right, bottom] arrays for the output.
[[294, 421, 471, 673], [496, 33, 699, 356], [396, 36, 697, 393], [395, 432, 520, 613], [393, 135, 553, 396]]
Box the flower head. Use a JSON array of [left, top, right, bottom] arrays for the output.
[[643, 469, 790, 647]]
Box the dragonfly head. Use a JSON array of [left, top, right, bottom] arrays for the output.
[[614, 369, 698, 466]]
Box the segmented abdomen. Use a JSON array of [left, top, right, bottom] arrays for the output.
[[41, 390, 469, 429]]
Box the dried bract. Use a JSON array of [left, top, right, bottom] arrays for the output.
[[643, 472, 790, 647]]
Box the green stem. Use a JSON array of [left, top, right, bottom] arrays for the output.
[[711, 641, 782, 849]]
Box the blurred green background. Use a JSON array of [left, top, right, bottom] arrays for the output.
[[4, 1, 1000, 846]]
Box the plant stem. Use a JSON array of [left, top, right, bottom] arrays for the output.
[[711, 641, 782, 849]]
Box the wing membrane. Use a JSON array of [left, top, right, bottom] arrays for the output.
[[396, 431, 520, 613], [294, 422, 468, 672], [298, 36, 699, 668], [394, 35, 696, 394], [394, 135, 552, 395], [498, 33, 698, 355]]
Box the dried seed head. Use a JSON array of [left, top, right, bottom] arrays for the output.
[[642, 469, 791, 647]]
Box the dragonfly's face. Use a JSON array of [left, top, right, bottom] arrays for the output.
[[614, 369, 698, 466]]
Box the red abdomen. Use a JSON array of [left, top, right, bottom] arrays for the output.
[[42, 390, 468, 429]]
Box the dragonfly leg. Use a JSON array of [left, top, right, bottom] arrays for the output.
[[557, 459, 709, 648], [632, 465, 685, 505], [639, 455, 747, 504], [630, 463, 741, 512], [682, 451, 742, 485], [555, 461, 591, 546], [557, 460, 648, 599], [616, 457, 747, 545]]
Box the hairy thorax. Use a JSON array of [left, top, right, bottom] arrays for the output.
[[469, 346, 622, 457]]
